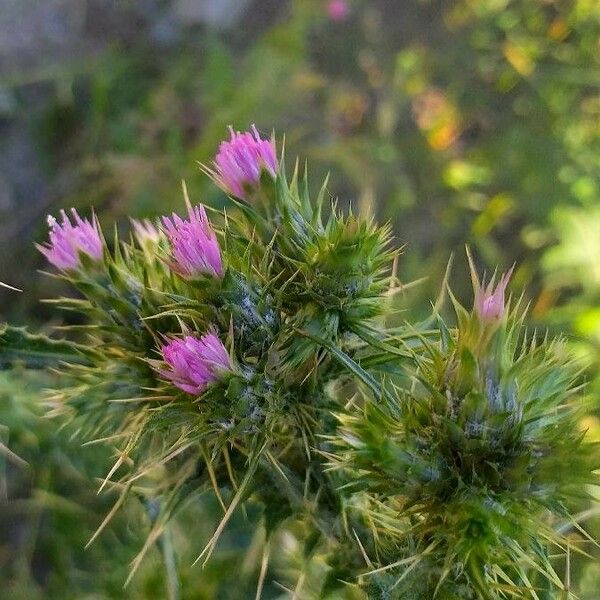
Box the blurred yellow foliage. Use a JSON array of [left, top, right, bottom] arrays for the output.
[[472, 193, 515, 236], [503, 40, 535, 76]]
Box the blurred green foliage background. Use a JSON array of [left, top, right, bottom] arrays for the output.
[[0, 0, 599, 597]]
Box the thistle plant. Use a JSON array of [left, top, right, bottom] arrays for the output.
[[327, 262, 598, 598], [1, 126, 597, 599]]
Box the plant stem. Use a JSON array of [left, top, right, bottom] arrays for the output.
[[146, 498, 180, 600], [159, 523, 180, 600]]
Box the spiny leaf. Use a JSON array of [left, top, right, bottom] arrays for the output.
[[0, 325, 93, 369], [349, 323, 412, 361], [295, 328, 383, 399]]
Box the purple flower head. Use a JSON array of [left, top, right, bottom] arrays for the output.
[[158, 333, 231, 395], [209, 125, 278, 199], [162, 204, 223, 278], [37, 209, 103, 270], [474, 267, 514, 322], [327, 0, 350, 21]]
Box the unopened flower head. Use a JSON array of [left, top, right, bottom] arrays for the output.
[[474, 267, 513, 322], [158, 333, 231, 395], [162, 204, 223, 278], [131, 218, 161, 246], [327, 0, 350, 21], [208, 125, 277, 199], [37, 209, 103, 271]]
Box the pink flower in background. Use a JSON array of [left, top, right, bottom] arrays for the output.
[[37, 209, 103, 270], [208, 125, 277, 199], [474, 267, 514, 321], [162, 204, 223, 278], [158, 333, 231, 395], [327, 0, 350, 21]]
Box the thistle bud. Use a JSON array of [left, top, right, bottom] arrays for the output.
[[208, 125, 277, 199], [162, 204, 223, 278], [473, 268, 513, 322], [330, 299, 598, 598], [37, 209, 103, 271], [131, 218, 161, 246], [157, 333, 231, 395]]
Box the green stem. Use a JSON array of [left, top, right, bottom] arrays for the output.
[[146, 499, 180, 600], [159, 524, 180, 600]]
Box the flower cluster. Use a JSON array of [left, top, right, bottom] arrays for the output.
[[35, 128, 278, 404], [9, 124, 595, 599]]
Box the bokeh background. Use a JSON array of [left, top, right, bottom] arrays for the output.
[[1, 0, 599, 598]]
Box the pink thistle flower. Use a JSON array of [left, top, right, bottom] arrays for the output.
[[207, 125, 278, 199], [37, 209, 103, 270], [161, 204, 223, 278], [327, 0, 350, 21], [473, 267, 514, 322], [158, 333, 231, 395]]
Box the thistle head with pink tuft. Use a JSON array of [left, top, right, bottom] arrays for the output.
[[206, 125, 278, 199], [157, 333, 231, 396], [37, 209, 103, 271], [162, 204, 223, 278]]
